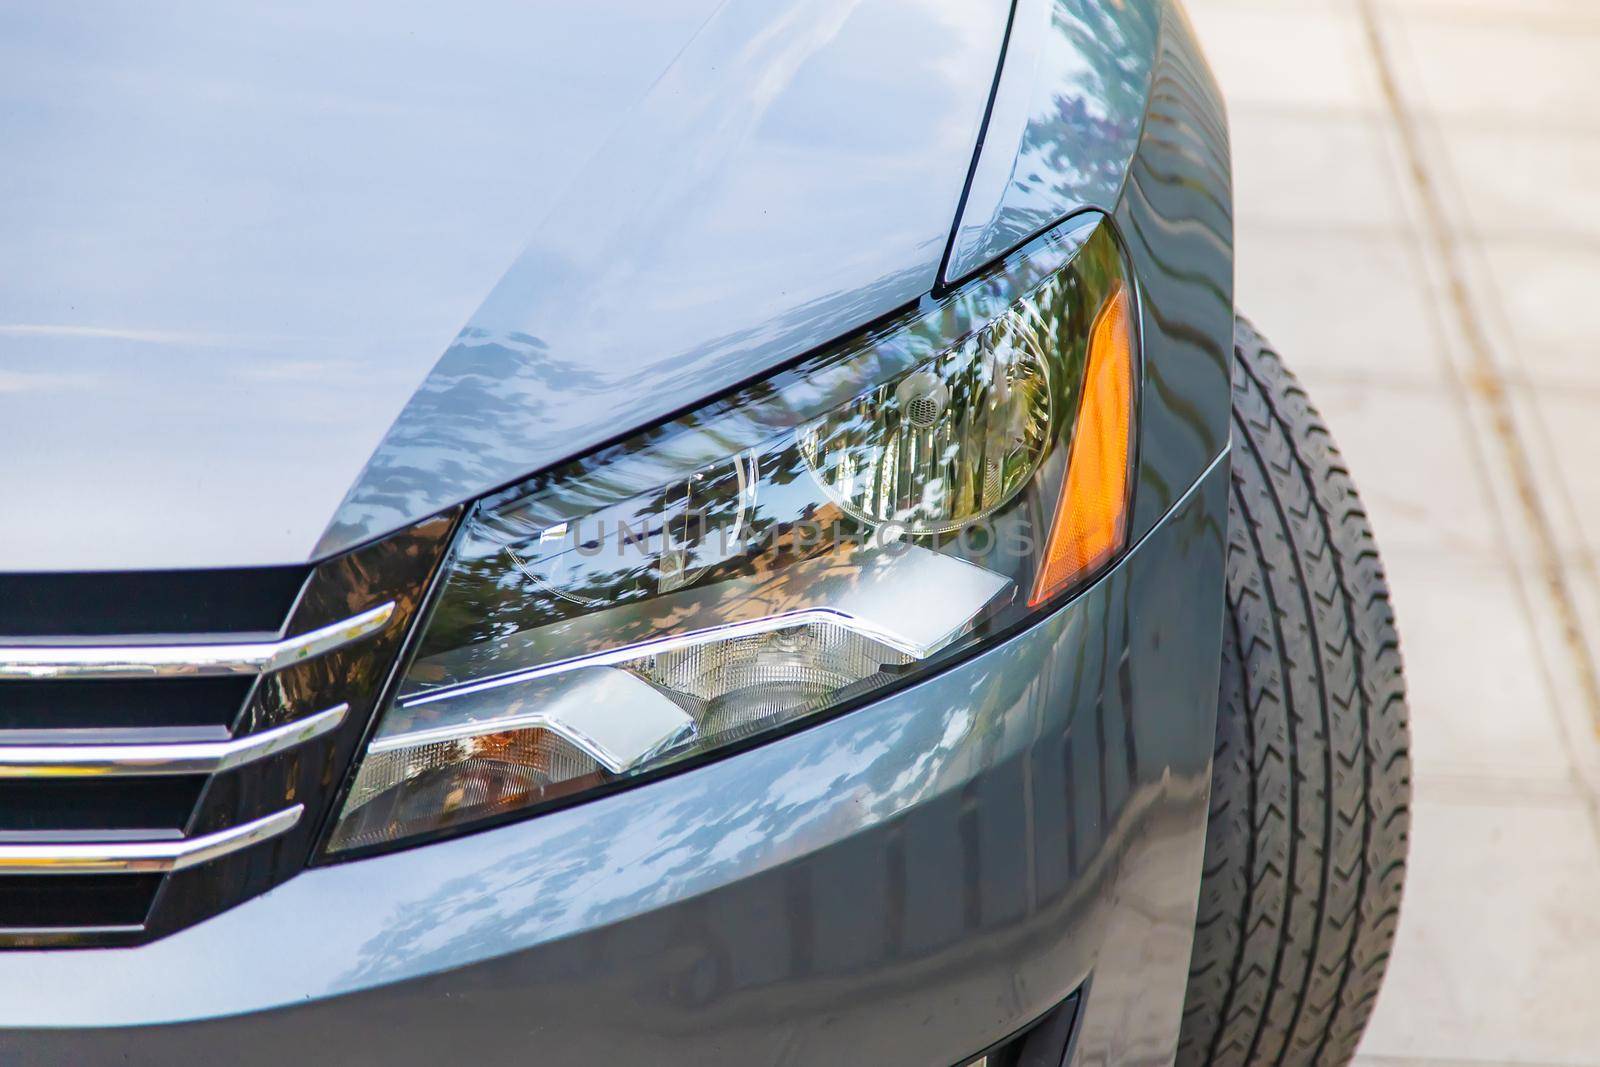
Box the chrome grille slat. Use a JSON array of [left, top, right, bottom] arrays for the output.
[[0, 602, 376, 892], [0, 806, 303, 875], [0, 926, 144, 936], [0, 511, 456, 944], [0, 703, 347, 778], [0, 602, 395, 680]]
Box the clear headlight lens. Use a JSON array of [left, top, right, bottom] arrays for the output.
[[323, 214, 1136, 855], [799, 308, 1056, 534]]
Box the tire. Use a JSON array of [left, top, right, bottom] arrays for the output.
[[1176, 318, 1412, 1067]]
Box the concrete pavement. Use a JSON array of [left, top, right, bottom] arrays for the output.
[[1184, 0, 1600, 1062]]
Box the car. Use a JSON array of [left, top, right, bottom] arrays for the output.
[[0, 1, 1411, 1064]]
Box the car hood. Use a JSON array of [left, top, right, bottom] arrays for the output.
[[1, 0, 1011, 572]]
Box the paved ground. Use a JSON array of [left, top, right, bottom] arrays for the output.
[[1183, 0, 1600, 1063]]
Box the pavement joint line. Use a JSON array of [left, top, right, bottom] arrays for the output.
[[1295, 367, 1600, 398], [1237, 222, 1424, 239], [1376, 0, 1600, 35], [1356, 1055, 1600, 1067], [1451, 233, 1600, 255], [1196, 0, 1600, 36], [1411, 774, 1587, 807], [1353, 0, 1600, 831], [1400, 113, 1600, 139]]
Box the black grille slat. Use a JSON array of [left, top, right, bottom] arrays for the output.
[[0, 779, 206, 834], [0, 874, 161, 928], [0, 566, 308, 638], [0, 677, 251, 733]]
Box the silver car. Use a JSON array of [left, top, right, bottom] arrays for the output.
[[0, 2, 1410, 1064]]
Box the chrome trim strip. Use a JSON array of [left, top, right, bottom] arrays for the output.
[[0, 704, 348, 778], [0, 603, 395, 680], [0, 806, 303, 874], [401, 544, 1010, 703], [0, 926, 144, 938], [401, 606, 927, 710]]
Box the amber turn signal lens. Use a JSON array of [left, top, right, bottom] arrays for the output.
[[1029, 285, 1134, 606]]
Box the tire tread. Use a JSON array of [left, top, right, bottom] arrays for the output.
[[1176, 317, 1411, 1067]]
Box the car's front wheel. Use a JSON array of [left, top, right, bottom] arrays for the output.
[[1177, 318, 1412, 1067]]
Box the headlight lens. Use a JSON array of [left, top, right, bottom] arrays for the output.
[[798, 309, 1056, 534], [323, 214, 1136, 855]]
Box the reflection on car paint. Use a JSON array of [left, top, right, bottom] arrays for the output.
[[318, 0, 1015, 558], [946, 0, 1161, 283]]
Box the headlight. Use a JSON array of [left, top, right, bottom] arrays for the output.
[[322, 213, 1136, 855]]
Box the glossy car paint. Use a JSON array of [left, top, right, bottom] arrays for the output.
[[945, 0, 1160, 285], [318, 0, 1233, 559], [0, 0, 1235, 1062], [1116, 2, 1234, 540], [0, 0, 1008, 572], [0, 454, 1228, 1066], [317, 0, 1014, 557], [0, 0, 721, 572]]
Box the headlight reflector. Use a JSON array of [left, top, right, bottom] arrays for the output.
[[323, 214, 1137, 855], [798, 304, 1056, 535]]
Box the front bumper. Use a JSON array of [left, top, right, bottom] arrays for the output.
[[0, 455, 1226, 1066]]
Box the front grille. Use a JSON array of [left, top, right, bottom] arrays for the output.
[[0, 512, 457, 948]]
